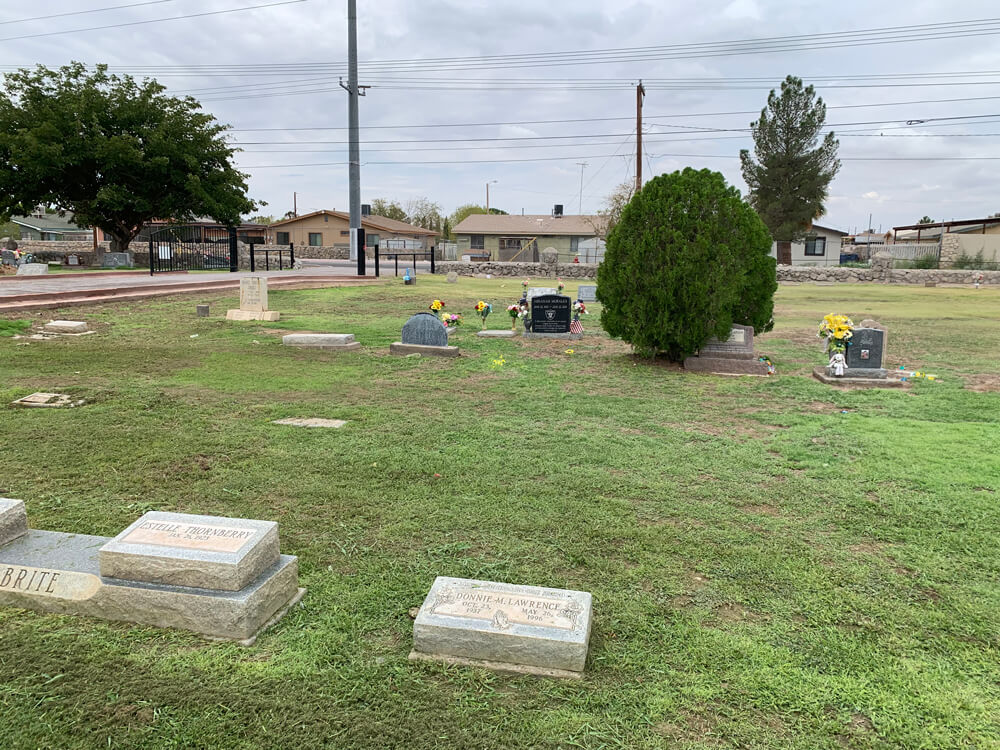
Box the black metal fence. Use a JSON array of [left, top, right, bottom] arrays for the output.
[[148, 225, 237, 274], [249, 244, 295, 272], [374, 247, 435, 278]]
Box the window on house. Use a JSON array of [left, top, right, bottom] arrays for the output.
[[498, 238, 522, 252], [276, 231, 290, 245], [340, 230, 350, 237], [308, 232, 322, 246], [804, 236, 826, 256], [470, 234, 485, 250]]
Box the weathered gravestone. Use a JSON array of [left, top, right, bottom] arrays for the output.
[[102, 252, 132, 268], [390, 312, 458, 357], [684, 324, 770, 375], [446, 272, 458, 284], [282, 333, 361, 351], [43, 320, 88, 334], [16, 263, 48, 276], [227, 276, 280, 321], [576, 285, 597, 302], [0, 503, 303, 643], [410, 576, 593, 679], [526, 287, 557, 301], [1, 249, 16, 266], [66, 254, 80, 266], [526, 294, 580, 339]]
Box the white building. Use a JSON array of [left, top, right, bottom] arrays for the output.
[[769, 224, 849, 266]]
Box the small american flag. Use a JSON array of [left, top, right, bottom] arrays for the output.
[[570, 320, 583, 334]]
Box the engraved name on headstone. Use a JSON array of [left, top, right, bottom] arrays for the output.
[[0, 565, 101, 601], [121, 520, 256, 554], [431, 585, 580, 631], [529, 295, 572, 334], [698, 324, 755, 360], [846, 327, 885, 371], [240, 277, 267, 312]]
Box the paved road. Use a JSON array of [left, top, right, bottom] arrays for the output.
[[0, 264, 409, 298]]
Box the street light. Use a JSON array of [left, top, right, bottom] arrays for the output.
[[486, 180, 498, 213]]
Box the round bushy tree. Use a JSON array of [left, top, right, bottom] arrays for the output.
[[597, 168, 776, 360]]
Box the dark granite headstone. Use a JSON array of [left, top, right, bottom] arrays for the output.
[[530, 295, 571, 334], [1, 250, 15, 266], [698, 324, 756, 360], [846, 328, 885, 371], [401, 312, 448, 347]]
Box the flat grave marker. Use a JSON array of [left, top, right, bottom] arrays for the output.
[[576, 285, 597, 302], [411, 576, 593, 678], [227, 276, 280, 321], [272, 418, 347, 428], [282, 333, 361, 351], [684, 324, 770, 376]]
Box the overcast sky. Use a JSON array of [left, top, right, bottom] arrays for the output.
[[4, 0, 1000, 231]]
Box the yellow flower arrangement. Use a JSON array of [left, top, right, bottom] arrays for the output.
[[430, 299, 445, 312], [818, 314, 855, 352]]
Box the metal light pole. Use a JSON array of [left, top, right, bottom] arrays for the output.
[[576, 162, 588, 214], [343, 0, 363, 271], [486, 180, 497, 213]]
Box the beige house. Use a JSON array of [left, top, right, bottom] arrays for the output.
[[267, 210, 438, 252], [769, 224, 849, 266], [453, 213, 606, 262]]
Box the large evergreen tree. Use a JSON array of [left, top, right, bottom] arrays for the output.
[[597, 168, 776, 361], [740, 76, 840, 265], [0, 63, 257, 260]]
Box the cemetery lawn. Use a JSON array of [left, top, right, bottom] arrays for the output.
[[1, 279, 999, 750]]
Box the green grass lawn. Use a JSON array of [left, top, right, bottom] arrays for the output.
[[1, 279, 998, 749]]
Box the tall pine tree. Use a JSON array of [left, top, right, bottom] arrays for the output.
[[740, 76, 840, 265]]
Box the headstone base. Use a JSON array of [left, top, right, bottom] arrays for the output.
[[476, 330, 517, 338], [16, 263, 48, 276], [683, 356, 770, 376], [0, 530, 302, 643], [390, 342, 459, 358], [824, 366, 887, 380], [408, 650, 584, 680], [282, 334, 360, 350], [226, 310, 280, 322], [0, 499, 28, 546], [813, 367, 904, 388], [523, 332, 582, 340]]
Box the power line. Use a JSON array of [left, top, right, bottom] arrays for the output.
[[0, 0, 307, 43], [224, 94, 1000, 132], [3, 0, 181, 25]]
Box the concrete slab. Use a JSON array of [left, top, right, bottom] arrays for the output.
[[272, 418, 347, 428], [282, 334, 360, 350], [226, 309, 281, 321], [11, 392, 85, 408], [390, 342, 459, 358], [43, 320, 88, 334], [99, 512, 280, 592], [812, 367, 907, 388], [476, 330, 517, 338], [523, 332, 583, 340]]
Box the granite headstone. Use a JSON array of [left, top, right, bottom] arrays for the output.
[[845, 327, 886, 377], [1, 250, 16, 266], [102, 252, 132, 268], [576, 285, 597, 302], [401, 312, 449, 347], [529, 295, 572, 334], [526, 287, 558, 301]]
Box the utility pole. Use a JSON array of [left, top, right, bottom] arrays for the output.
[[576, 162, 588, 214], [635, 80, 645, 193], [293, 191, 297, 217], [486, 180, 497, 213], [340, 0, 366, 272]]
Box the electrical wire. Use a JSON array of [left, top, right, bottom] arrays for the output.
[[3, 0, 182, 25]]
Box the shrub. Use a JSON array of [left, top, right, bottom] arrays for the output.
[[952, 250, 986, 270], [597, 168, 776, 360]]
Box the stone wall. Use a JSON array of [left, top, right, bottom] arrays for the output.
[[777, 263, 1000, 285], [435, 260, 599, 279]]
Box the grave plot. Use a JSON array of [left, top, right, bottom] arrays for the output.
[[0, 502, 303, 644]]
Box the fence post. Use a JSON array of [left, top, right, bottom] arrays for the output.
[[289, 242, 295, 268], [374, 243, 380, 277], [265, 249, 270, 271], [148, 238, 154, 276], [430, 246, 435, 275], [250, 244, 255, 273], [229, 228, 238, 272]]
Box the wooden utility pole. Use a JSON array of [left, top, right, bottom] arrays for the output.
[[635, 80, 645, 193]]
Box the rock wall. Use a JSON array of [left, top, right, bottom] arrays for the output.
[[777, 263, 1000, 285], [435, 260, 599, 279]]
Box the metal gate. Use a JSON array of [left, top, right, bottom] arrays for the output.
[[148, 225, 238, 274]]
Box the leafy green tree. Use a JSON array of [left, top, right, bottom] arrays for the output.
[[740, 75, 840, 265], [450, 203, 486, 227], [248, 214, 275, 225], [917, 216, 935, 224], [0, 63, 257, 260], [597, 168, 776, 361], [442, 217, 452, 240], [370, 198, 408, 222]]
